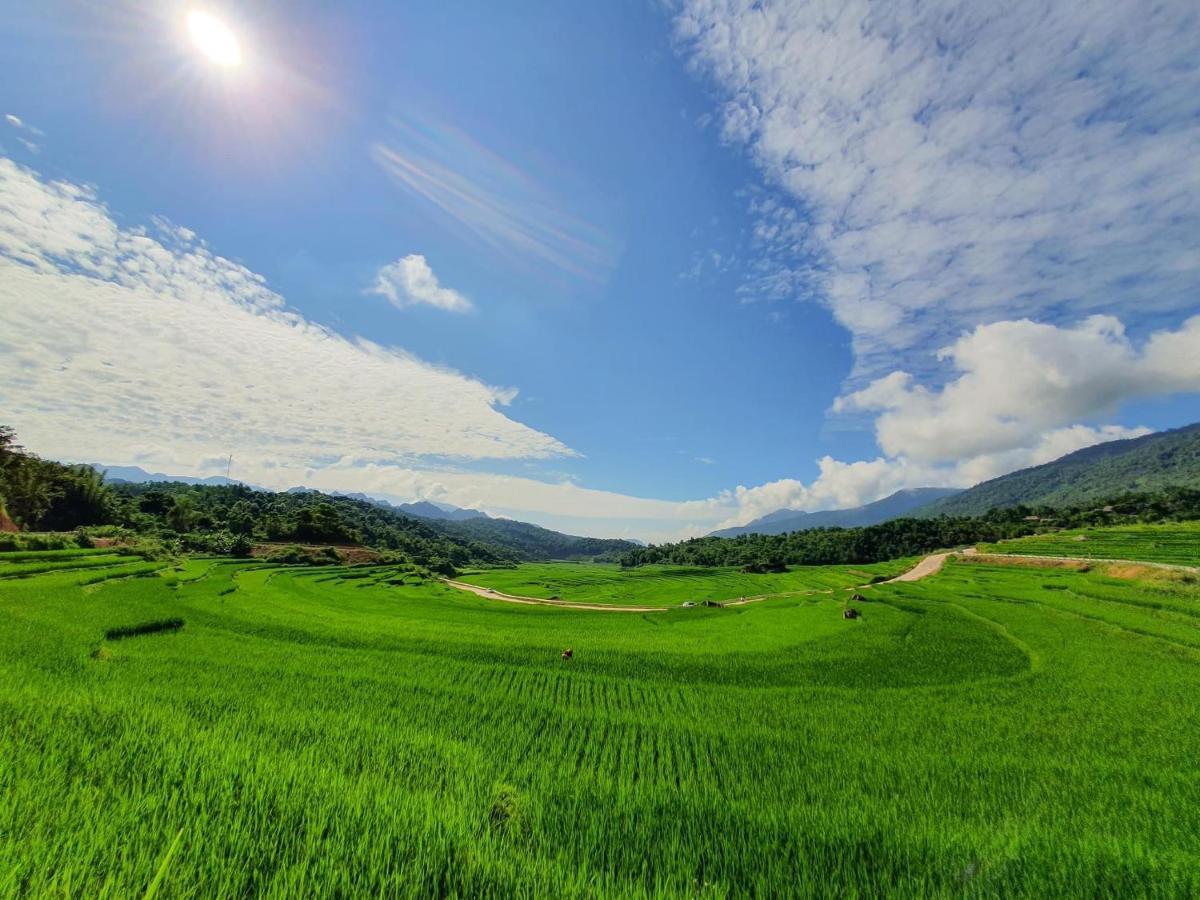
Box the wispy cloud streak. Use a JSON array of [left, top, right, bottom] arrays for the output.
[[372, 117, 618, 284]]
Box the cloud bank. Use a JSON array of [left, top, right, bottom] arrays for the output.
[[369, 254, 474, 313], [836, 316, 1200, 463], [673, 0, 1200, 379], [0, 158, 568, 476]]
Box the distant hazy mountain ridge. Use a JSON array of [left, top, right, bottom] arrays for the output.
[[392, 500, 489, 521], [710, 487, 961, 537], [99, 465, 247, 488]]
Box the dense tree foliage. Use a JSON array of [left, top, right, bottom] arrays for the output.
[[620, 487, 1200, 568], [110, 481, 515, 571], [431, 516, 636, 562], [0, 426, 631, 570], [0, 426, 512, 571], [0, 427, 117, 532]]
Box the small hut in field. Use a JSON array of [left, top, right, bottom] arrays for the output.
[[850, 592, 868, 603], [843, 608, 860, 620]]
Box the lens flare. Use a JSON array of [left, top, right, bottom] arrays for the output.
[[187, 10, 242, 67]]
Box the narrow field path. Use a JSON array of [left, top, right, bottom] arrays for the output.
[[442, 580, 666, 613], [443, 552, 951, 612], [442, 547, 1195, 612], [968, 552, 1198, 574]]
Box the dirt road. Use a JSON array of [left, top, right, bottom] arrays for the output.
[[443, 580, 666, 613], [883, 548, 979, 583], [445, 548, 1194, 612]]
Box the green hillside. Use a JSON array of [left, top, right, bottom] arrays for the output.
[[918, 423, 1200, 517], [431, 516, 637, 561]]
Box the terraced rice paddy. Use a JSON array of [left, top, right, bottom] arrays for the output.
[[980, 523, 1200, 566], [2, 539, 1199, 897], [455, 559, 915, 607]]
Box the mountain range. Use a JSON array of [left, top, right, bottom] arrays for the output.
[[914, 422, 1200, 517], [391, 500, 489, 521], [100, 465, 247, 488], [89, 421, 1200, 547], [96, 465, 630, 560], [709, 487, 960, 537], [712, 422, 1200, 538]]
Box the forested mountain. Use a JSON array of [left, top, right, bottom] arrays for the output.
[[326, 494, 489, 522], [915, 423, 1200, 517], [99, 481, 514, 572], [2, 426, 632, 567], [428, 516, 637, 561], [710, 488, 961, 537], [621, 486, 1200, 569]]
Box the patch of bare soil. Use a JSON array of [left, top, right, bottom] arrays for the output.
[[960, 554, 1091, 571], [1100, 562, 1196, 584], [251, 543, 381, 564]]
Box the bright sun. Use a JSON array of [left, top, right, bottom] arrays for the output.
[[187, 10, 242, 67]]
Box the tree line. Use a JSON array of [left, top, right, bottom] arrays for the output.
[[618, 487, 1200, 569], [0, 426, 513, 573]]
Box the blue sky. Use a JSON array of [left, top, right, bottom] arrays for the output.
[[1, 0, 1198, 540]]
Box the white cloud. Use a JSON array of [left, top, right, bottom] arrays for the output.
[[4, 113, 43, 152], [836, 316, 1200, 463], [666, 2, 1200, 531], [369, 254, 474, 313], [0, 155, 1187, 544], [673, 0, 1200, 380], [702, 420, 1152, 532], [0, 157, 569, 477]]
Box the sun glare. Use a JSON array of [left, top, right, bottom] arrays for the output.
[[187, 10, 242, 67]]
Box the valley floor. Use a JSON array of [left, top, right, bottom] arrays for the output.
[[1, 528, 1199, 897]]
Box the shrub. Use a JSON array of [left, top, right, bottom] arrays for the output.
[[103, 619, 185, 641], [267, 545, 343, 566], [228, 533, 253, 558], [0, 532, 79, 552]]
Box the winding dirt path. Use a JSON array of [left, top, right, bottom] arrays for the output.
[[962, 552, 1198, 575], [443, 551, 958, 613], [883, 548, 978, 583], [445, 548, 1196, 613], [443, 580, 666, 613]]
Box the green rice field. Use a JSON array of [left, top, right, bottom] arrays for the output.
[[2, 537, 1199, 897], [455, 559, 915, 607], [980, 522, 1200, 566]]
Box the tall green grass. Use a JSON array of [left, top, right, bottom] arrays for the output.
[[1, 536, 1198, 896]]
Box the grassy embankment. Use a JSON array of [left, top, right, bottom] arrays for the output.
[[980, 521, 1200, 565]]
